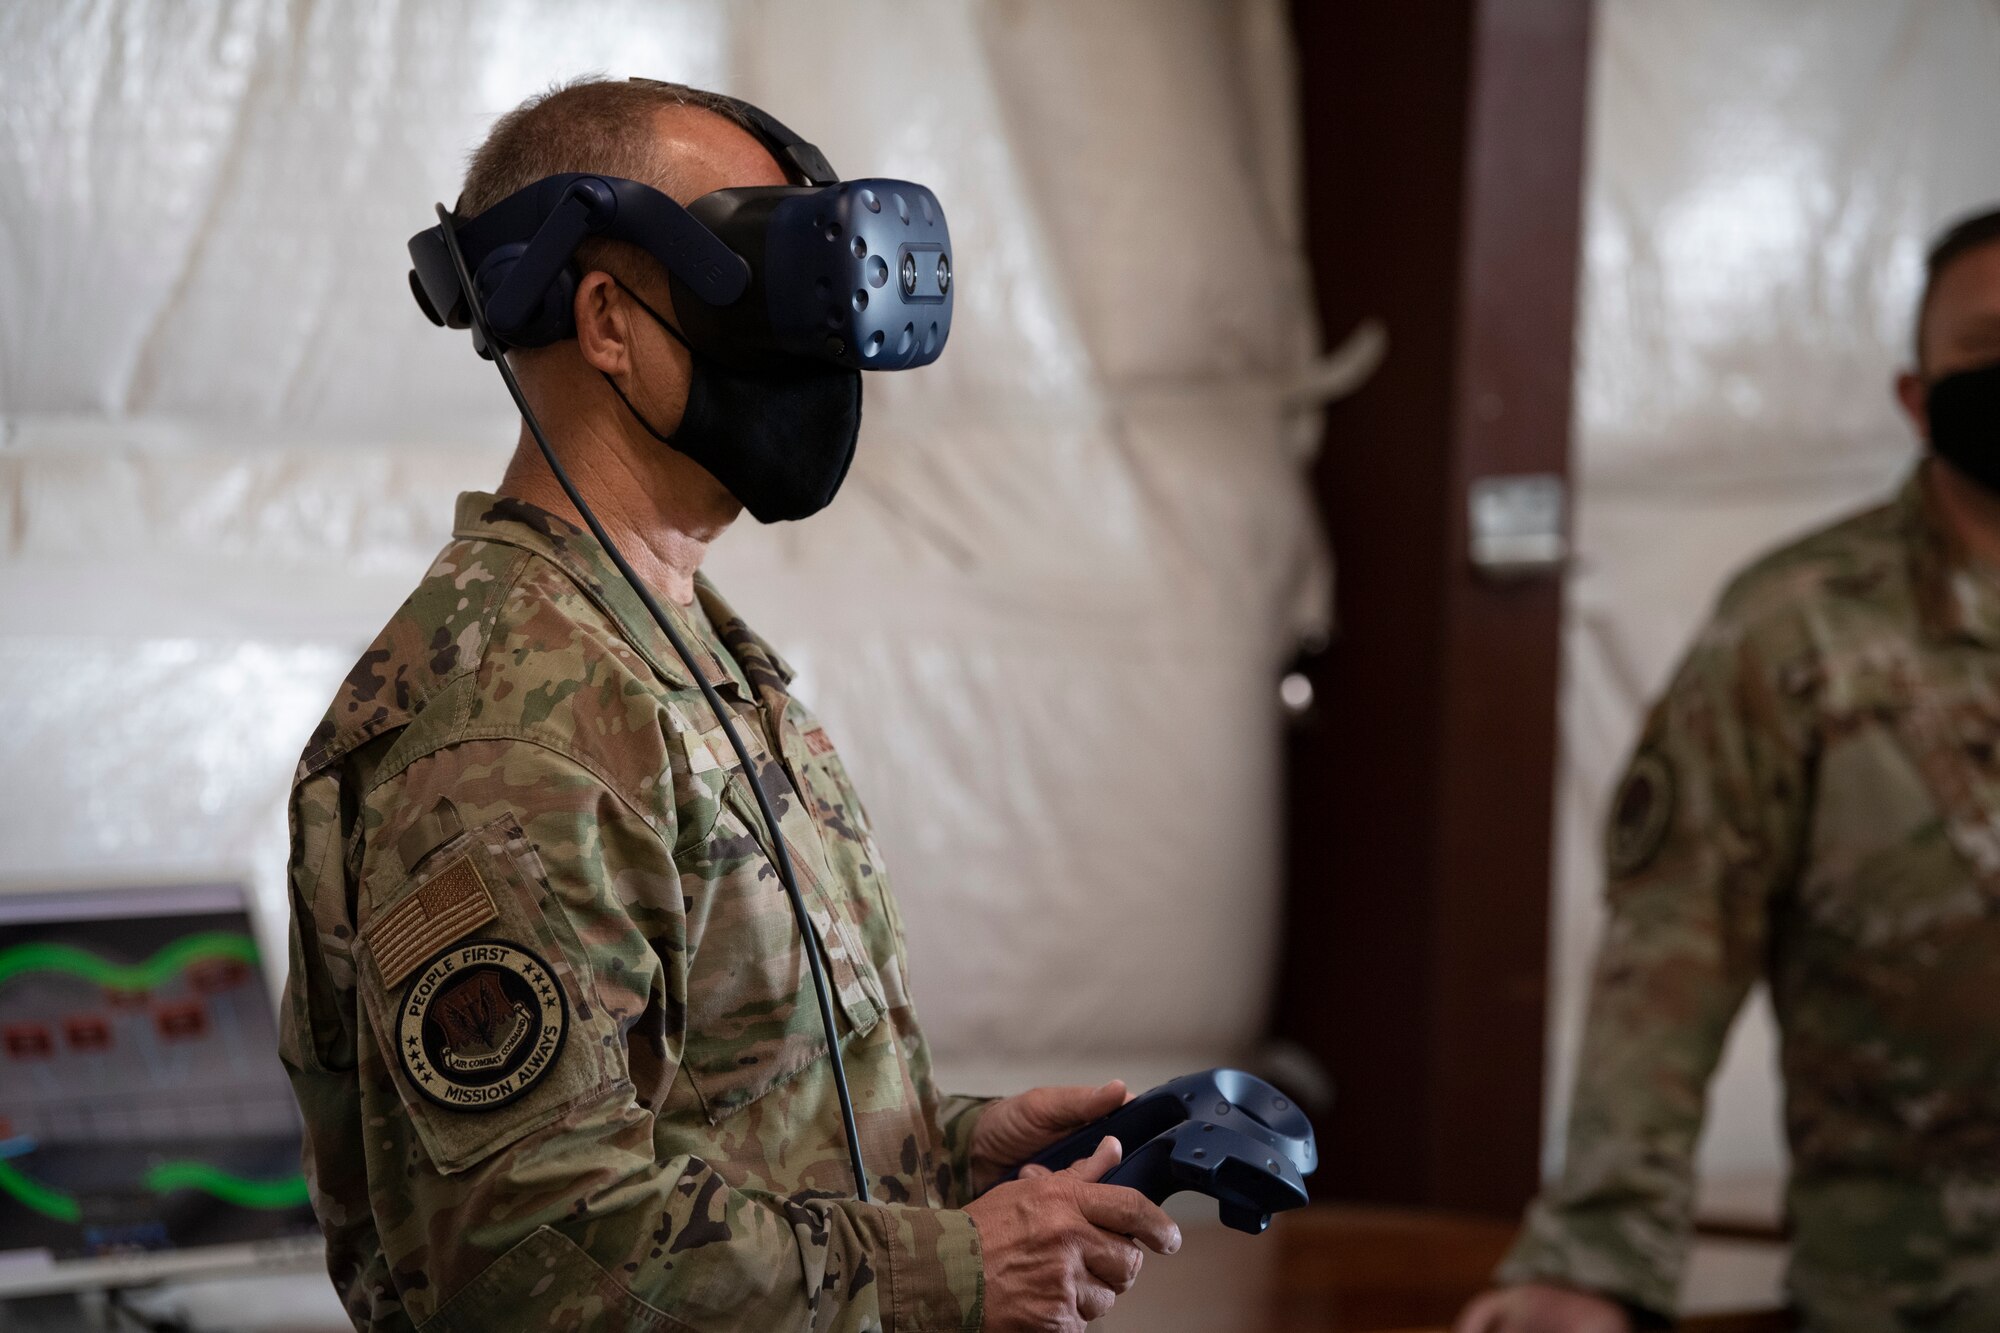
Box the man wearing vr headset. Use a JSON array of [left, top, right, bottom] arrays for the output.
[[280, 78, 1177, 1333]]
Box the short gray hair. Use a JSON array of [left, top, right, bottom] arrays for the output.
[[460, 75, 755, 215]]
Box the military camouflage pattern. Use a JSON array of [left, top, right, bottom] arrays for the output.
[[1501, 465, 2000, 1330], [280, 493, 994, 1332]]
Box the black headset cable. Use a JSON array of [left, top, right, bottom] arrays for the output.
[[433, 204, 872, 1203]]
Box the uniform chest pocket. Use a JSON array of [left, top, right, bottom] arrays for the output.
[[1890, 682, 2000, 891], [798, 748, 913, 1013], [355, 816, 619, 1174], [1799, 659, 2000, 947], [675, 776, 883, 1125]]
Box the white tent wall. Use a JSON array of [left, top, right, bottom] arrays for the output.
[[1550, 0, 2000, 1191], [0, 2, 1325, 1099]]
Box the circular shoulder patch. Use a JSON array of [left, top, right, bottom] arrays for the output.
[[397, 939, 567, 1111], [1607, 748, 1675, 879]]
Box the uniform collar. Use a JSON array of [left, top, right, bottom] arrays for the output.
[[693, 576, 799, 703], [452, 492, 796, 695], [1906, 463, 2000, 648]]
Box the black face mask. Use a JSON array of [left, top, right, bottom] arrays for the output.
[[601, 281, 862, 523], [1929, 360, 2000, 495]]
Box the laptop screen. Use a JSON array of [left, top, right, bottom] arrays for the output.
[[0, 883, 321, 1292]]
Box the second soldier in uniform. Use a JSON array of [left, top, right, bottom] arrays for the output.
[[1459, 210, 2000, 1333]]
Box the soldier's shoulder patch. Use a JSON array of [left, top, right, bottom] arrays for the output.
[[1607, 747, 1675, 878], [397, 939, 567, 1111]]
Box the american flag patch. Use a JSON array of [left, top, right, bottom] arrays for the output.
[[369, 855, 499, 988], [803, 726, 836, 756]]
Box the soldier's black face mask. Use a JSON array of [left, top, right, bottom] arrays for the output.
[[601, 280, 862, 524], [1928, 360, 2000, 496]]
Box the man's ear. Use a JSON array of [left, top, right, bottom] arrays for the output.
[[573, 270, 632, 377], [1896, 369, 1931, 444]]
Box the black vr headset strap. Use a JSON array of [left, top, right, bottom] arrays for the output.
[[626, 78, 840, 186], [480, 186, 599, 337], [409, 175, 753, 348], [719, 98, 840, 186]]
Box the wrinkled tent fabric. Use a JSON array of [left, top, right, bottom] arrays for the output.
[[1553, 0, 2000, 1184], [0, 1, 1325, 1097]]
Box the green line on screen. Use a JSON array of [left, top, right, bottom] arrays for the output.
[[0, 1157, 308, 1220], [0, 931, 260, 991], [0, 1159, 82, 1223], [144, 1162, 310, 1210]]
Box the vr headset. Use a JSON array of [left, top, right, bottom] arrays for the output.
[[406, 85, 952, 370]]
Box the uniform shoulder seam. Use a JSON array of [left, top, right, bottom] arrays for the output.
[[428, 538, 539, 689], [295, 540, 535, 782], [1710, 496, 1904, 634], [362, 726, 674, 847]]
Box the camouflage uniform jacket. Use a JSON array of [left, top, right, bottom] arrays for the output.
[[1501, 465, 2000, 1330], [280, 493, 993, 1332]]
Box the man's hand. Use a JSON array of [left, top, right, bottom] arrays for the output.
[[967, 1080, 1131, 1197], [1454, 1283, 1634, 1333], [965, 1136, 1180, 1332]]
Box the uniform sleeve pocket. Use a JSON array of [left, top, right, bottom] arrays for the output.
[[356, 816, 619, 1175], [420, 1226, 696, 1333]]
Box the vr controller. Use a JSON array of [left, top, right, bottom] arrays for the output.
[[1013, 1069, 1316, 1235]]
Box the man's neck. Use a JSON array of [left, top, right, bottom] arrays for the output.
[[496, 423, 735, 607], [1923, 455, 2000, 572]]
